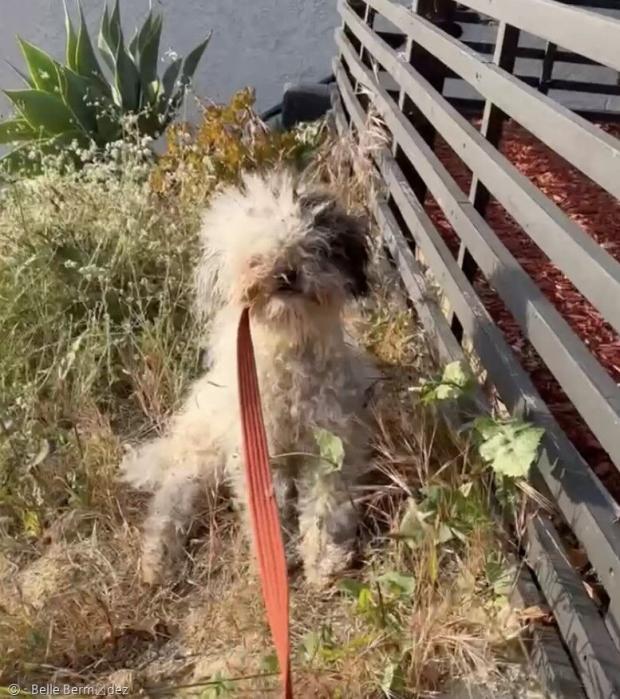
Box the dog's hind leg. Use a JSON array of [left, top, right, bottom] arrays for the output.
[[139, 443, 224, 585]]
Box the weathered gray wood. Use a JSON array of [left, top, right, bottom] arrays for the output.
[[336, 26, 620, 470], [539, 42, 558, 97], [468, 21, 521, 217], [511, 569, 588, 699], [374, 201, 468, 366], [335, 0, 620, 692], [361, 0, 620, 202], [452, 19, 520, 342], [341, 3, 620, 338], [528, 515, 620, 699], [458, 0, 620, 72], [334, 63, 620, 626], [375, 187, 589, 699]]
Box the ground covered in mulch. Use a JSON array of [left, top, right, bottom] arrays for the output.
[[426, 120, 620, 499]]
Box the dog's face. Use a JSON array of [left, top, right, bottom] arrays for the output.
[[196, 173, 370, 328]]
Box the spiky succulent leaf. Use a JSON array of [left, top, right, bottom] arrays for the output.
[[63, 0, 79, 71], [179, 33, 211, 89], [165, 33, 211, 118], [4, 89, 76, 136], [75, 4, 105, 82], [113, 38, 141, 111], [138, 14, 163, 91], [54, 64, 99, 133], [18, 40, 59, 92], [4, 59, 34, 88], [98, 4, 115, 71], [0, 118, 35, 144], [2, 0, 210, 170]]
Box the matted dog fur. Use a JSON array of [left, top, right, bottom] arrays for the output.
[[120, 170, 377, 586]]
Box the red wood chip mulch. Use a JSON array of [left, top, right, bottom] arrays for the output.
[[425, 120, 620, 501]]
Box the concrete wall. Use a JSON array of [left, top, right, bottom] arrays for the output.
[[2, 2, 619, 124], [0, 0, 339, 118]]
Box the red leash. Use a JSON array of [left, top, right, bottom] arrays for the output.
[[237, 308, 293, 699]]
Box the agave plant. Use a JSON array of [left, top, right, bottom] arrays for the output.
[[0, 0, 210, 172]]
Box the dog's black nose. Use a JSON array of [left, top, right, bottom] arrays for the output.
[[276, 269, 299, 292]]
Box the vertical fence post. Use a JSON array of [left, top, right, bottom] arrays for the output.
[[539, 41, 557, 95], [401, 0, 457, 203], [450, 20, 521, 342]]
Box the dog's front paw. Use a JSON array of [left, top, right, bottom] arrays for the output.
[[302, 542, 355, 588], [140, 534, 184, 586]]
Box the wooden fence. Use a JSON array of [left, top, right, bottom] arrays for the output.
[[332, 1, 620, 697]]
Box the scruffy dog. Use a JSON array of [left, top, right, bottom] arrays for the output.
[[121, 171, 376, 586]]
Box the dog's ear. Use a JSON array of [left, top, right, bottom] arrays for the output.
[[300, 192, 371, 298]]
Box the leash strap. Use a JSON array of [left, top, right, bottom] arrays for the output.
[[237, 307, 293, 699]]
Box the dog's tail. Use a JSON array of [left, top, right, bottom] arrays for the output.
[[119, 438, 171, 492]]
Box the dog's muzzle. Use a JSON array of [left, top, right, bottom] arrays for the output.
[[276, 269, 300, 293]]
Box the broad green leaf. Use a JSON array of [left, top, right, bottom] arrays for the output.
[[0, 119, 35, 144], [75, 4, 105, 81], [18, 39, 59, 92], [436, 523, 454, 544], [313, 427, 345, 472], [473, 416, 503, 440], [4, 89, 75, 135], [477, 419, 544, 479], [420, 360, 473, 404], [442, 360, 470, 388], [377, 571, 415, 596], [398, 498, 431, 549]]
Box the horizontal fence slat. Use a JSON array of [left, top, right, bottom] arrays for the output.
[[549, 78, 620, 96], [528, 515, 620, 698], [336, 24, 620, 469], [342, 0, 620, 331], [461, 41, 598, 65], [364, 1, 620, 200], [333, 63, 620, 627], [457, 0, 620, 72], [448, 98, 620, 124]]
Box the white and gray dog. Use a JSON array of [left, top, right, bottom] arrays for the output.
[[121, 170, 376, 586]]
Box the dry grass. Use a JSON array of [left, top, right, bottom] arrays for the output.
[[0, 109, 535, 697]]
